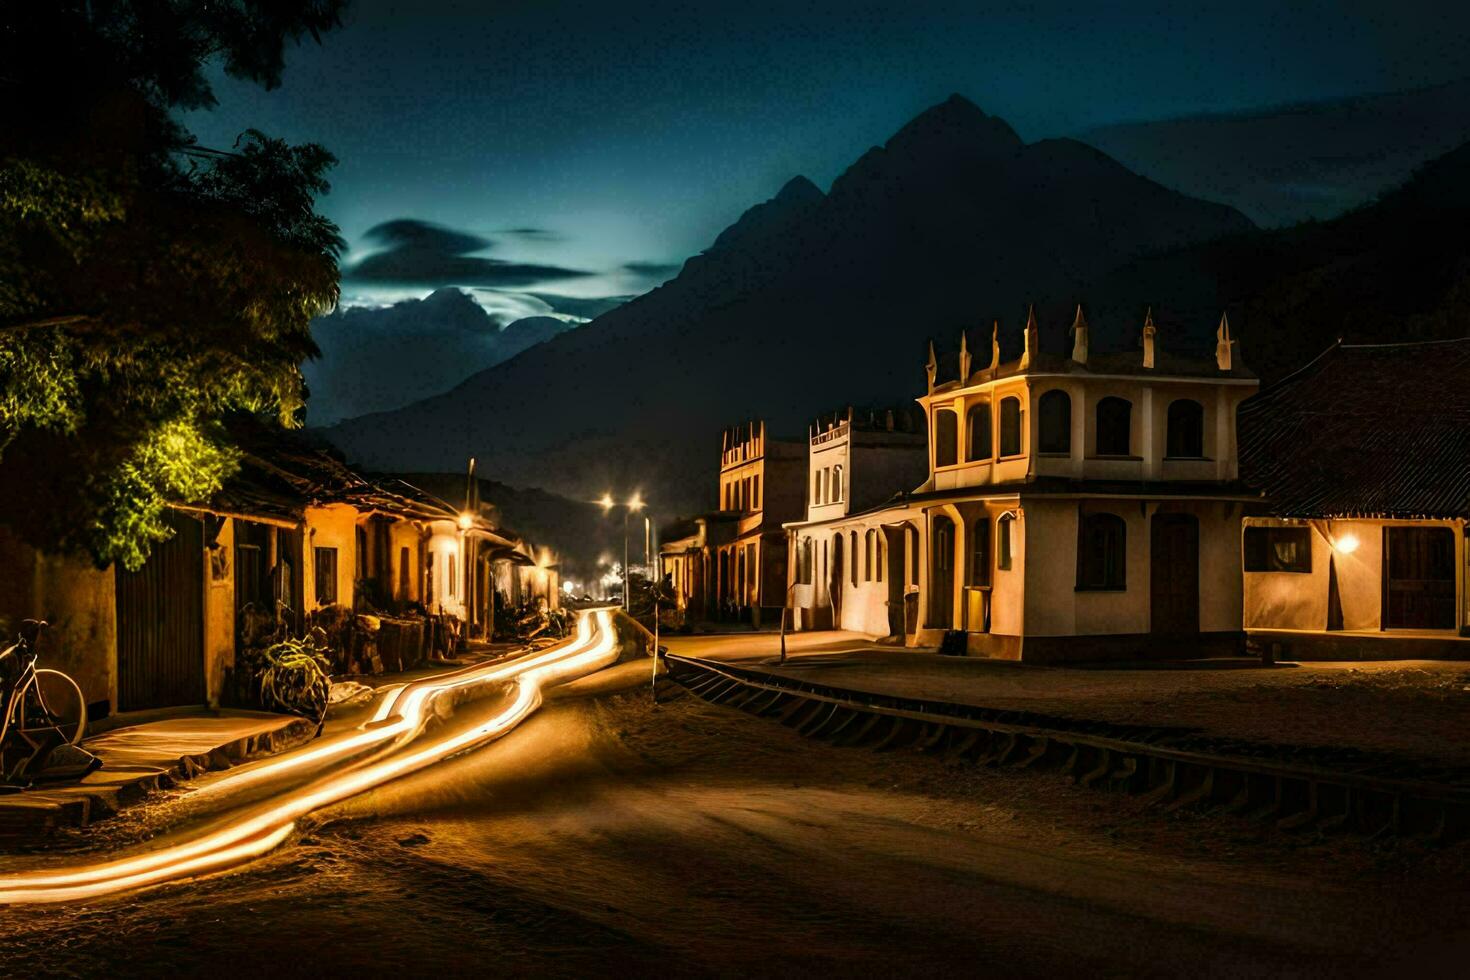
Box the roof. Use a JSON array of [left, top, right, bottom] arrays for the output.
[[1238, 338, 1470, 519], [189, 417, 469, 526]]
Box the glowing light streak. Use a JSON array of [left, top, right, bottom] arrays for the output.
[[0, 609, 619, 905]]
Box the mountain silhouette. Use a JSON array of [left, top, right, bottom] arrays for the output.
[[1081, 77, 1470, 227], [319, 95, 1254, 513]]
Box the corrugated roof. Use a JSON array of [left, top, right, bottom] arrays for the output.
[[1238, 338, 1470, 519]]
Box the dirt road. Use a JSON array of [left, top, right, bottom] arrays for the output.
[[2, 663, 1466, 976]]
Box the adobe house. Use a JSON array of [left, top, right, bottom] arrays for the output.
[[787, 307, 1259, 661], [713, 420, 806, 625], [658, 512, 739, 624], [1238, 338, 1470, 658], [784, 406, 928, 633]]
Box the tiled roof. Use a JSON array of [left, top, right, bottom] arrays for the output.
[[1238, 338, 1470, 519]]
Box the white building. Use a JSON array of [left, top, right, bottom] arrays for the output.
[[789, 306, 1260, 661]]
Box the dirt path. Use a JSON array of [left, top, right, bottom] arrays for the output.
[[2, 670, 1466, 976]]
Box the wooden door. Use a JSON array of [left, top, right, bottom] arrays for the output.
[[116, 511, 205, 710], [1150, 513, 1199, 635], [1384, 527, 1456, 629]]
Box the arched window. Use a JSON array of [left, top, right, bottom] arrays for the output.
[[831, 464, 844, 502], [814, 469, 824, 505], [876, 535, 885, 581], [1037, 390, 1071, 454], [999, 396, 1022, 457], [1095, 397, 1132, 456], [850, 530, 859, 586], [797, 538, 813, 584], [1166, 399, 1205, 459], [1077, 513, 1127, 590], [966, 402, 992, 461], [996, 514, 1014, 570], [934, 409, 958, 467], [968, 517, 991, 586], [864, 529, 875, 581]]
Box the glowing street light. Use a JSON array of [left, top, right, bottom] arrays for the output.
[[599, 491, 647, 611], [456, 512, 474, 531]]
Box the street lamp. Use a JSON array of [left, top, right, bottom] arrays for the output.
[[601, 492, 645, 611]]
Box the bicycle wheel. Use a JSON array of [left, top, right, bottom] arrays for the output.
[[15, 668, 87, 746]]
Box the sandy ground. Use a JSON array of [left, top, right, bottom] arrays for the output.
[[2, 659, 1467, 977], [665, 633, 1470, 769]]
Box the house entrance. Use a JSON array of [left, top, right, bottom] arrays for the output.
[[1150, 513, 1199, 635], [1383, 527, 1456, 629], [115, 510, 205, 711]]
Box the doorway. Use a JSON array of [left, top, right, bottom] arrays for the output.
[[1150, 513, 1199, 635], [830, 533, 844, 626], [115, 511, 205, 710], [929, 516, 955, 628], [1383, 527, 1456, 629]]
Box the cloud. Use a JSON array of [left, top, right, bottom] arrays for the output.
[[305, 288, 578, 425], [528, 292, 633, 320], [621, 260, 683, 280], [347, 218, 590, 288], [496, 227, 565, 243]]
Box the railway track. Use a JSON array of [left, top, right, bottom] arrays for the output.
[[663, 653, 1470, 839]]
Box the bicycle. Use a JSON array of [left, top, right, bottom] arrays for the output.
[[0, 619, 98, 786]]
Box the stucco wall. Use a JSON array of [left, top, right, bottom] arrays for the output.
[[304, 504, 358, 613], [1024, 498, 1241, 638], [0, 525, 117, 712], [388, 519, 422, 602]]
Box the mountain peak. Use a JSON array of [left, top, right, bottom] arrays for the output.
[[890, 93, 1023, 154], [775, 174, 824, 205]]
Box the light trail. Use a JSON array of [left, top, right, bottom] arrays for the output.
[[0, 608, 621, 905]]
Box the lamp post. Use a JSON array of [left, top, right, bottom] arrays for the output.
[[600, 492, 644, 611]]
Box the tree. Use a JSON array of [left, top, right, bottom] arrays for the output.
[[0, 1, 347, 568]]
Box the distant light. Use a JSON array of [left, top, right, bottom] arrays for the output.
[[599, 493, 615, 511], [457, 512, 474, 530], [562, 581, 574, 594], [628, 493, 644, 512], [1334, 532, 1360, 555]]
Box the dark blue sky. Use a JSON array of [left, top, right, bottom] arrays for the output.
[[186, 0, 1469, 315]]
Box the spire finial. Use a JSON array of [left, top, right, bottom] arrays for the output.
[[989, 319, 1001, 372], [1020, 304, 1038, 370], [1215, 312, 1234, 371], [958, 329, 971, 383], [925, 340, 938, 393], [1069, 303, 1089, 365], [1142, 306, 1157, 369]]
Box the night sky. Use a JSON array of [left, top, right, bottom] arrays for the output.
[[185, 0, 1470, 316]]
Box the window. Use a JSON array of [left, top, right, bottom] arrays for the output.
[[968, 518, 991, 586], [851, 531, 859, 585], [831, 465, 843, 503], [966, 402, 992, 461], [753, 474, 761, 509], [1037, 390, 1071, 454], [865, 529, 875, 581], [934, 408, 958, 467], [999, 396, 1022, 457], [1077, 513, 1127, 590], [1244, 526, 1311, 573], [723, 484, 730, 510], [314, 546, 338, 605], [747, 544, 757, 590], [356, 526, 368, 579], [1166, 399, 1205, 459], [876, 535, 885, 581], [996, 514, 1014, 570], [448, 550, 456, 597], [425, 550, 435, 603], [743, 476, 752, 509], [398, 546, 411, 599], [1096, 397, 1132, 456], [814, 470, 824, 505]]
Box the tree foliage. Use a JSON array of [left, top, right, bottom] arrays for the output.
[[0, 1, 347, 568]]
